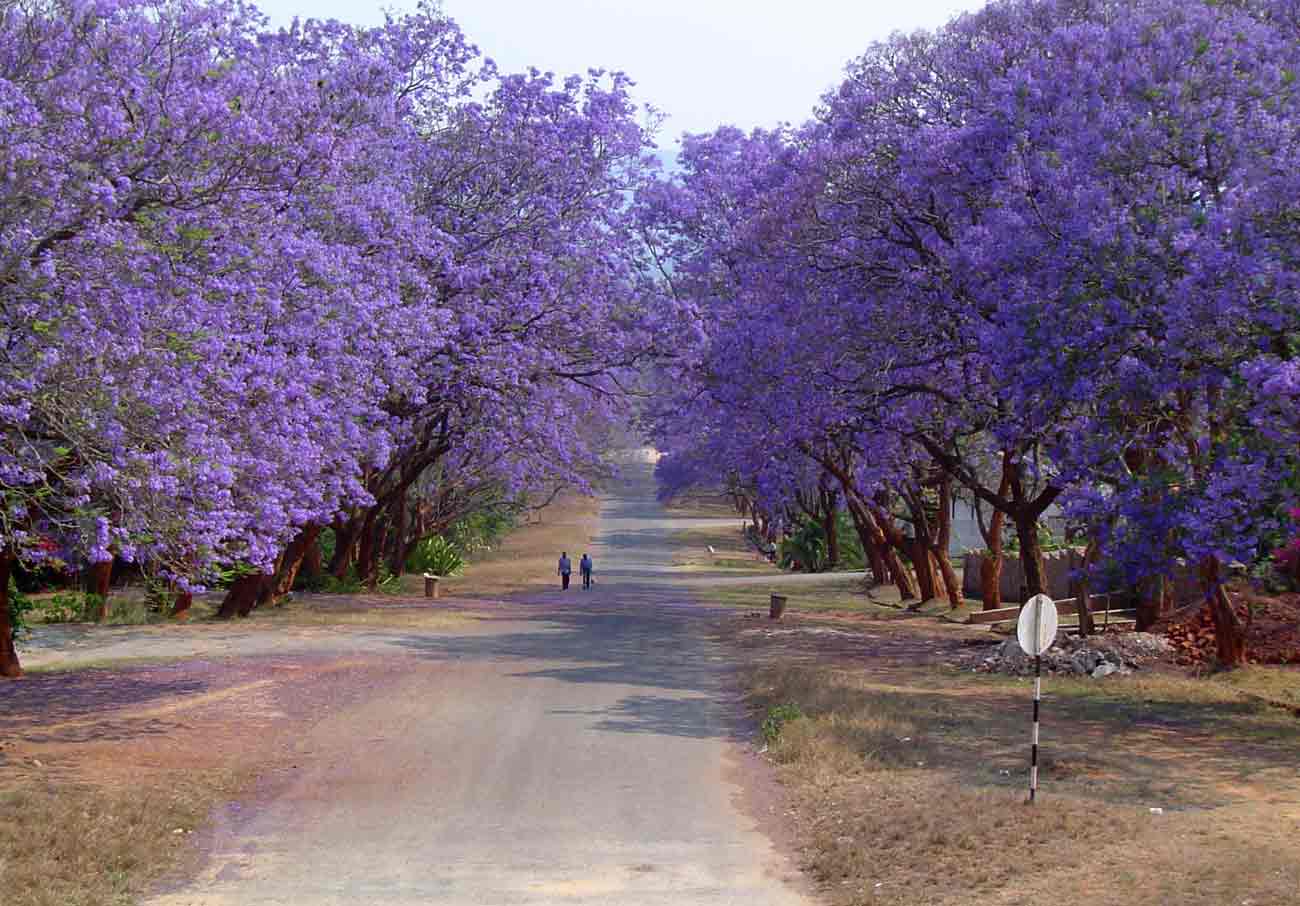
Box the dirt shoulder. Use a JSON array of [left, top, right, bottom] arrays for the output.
[[1, 644, 441, 906], [708, 605, 1300, 906]]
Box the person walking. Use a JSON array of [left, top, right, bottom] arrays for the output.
[[579, 553, 593, 590], [557, 552, 572, 590]]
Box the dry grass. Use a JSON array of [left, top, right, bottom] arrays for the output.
[[0, 776, 236, 906], [243, 595, 475, 631], [1211, 664, 1300, 711], [668, 525, 774, 573], [702, 576, 902, 615], [661, 490, 737, 517], [748, 659, 1300, 905], [428, 490, 601, 599]]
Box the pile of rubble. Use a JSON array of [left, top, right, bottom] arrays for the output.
[[956, 631, 1174, 678]]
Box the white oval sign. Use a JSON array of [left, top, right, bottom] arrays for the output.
[[1017, 594, 1059, 656]]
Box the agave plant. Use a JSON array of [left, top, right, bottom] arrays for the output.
[[407, 536, 466, 577]]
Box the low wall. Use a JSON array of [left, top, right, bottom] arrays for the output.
[[960, 549, 1206, 605], [960, 547, 1086, 602]]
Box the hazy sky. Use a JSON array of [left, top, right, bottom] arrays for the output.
[[256, 1, 983, 144]]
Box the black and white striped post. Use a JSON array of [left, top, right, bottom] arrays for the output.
[[1030, 652, 1042, 802], [1017, 594, 1058, 805]]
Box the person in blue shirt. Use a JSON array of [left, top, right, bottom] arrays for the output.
[[579, 553, 593, 589], [557, 552, 572, 590]]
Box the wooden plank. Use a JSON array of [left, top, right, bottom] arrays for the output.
[[968, 605, 1022, 625]]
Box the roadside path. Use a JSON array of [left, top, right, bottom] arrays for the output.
[[133, 456, 809, 905]]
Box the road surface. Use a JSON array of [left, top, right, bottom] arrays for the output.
[[138, 456, 810, 906]]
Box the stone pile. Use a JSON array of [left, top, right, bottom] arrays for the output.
[[958, 631, 1173, 678]]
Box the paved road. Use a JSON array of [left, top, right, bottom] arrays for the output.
[[145, 457, 810, 906]]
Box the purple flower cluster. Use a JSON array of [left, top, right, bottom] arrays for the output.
[[639, 0, 1300, 601], [0, 1, 662, 607]]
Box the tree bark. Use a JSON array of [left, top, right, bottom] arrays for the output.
[[171, 591, 193, 619], [912, 537, 937, 602], [1073, 541, 1099, 637], [218, 573, 268, 620], [931, 475, 962, 607], [0, 552, 21, 678], [935, 550, 963, 609], [823, 508, 839, 571], [1200, 556, 1247, 668], [978, 454, 1013, 610], [1012, 511, 1047, 599], [844, 495, 908, 594], [86, 558, 113, 621], [329, 516, 359, 579], [271, 525, 322, 600], [980, 548, 1004, 610], [302, 534, 323, 583]]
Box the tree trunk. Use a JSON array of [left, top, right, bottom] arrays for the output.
[[86, 558, 113, 621], [929, 476, 961, 607], [912, 537, 937, 603], [823, 505, 839, 571], [980, 508, 1007, 610], [980, 549, 1004, 611], [1135, 575, 1164, 631], [354, 516, 376, 584], [844, 495, 910, 596], [329, 516, 359, 579], [302, 534, 323, 583], [976, 455, 1014, 610], [1013, 511, 1047, 599], [0, 552, 21, 678], [1200, 556, 1247, 668], [171, 591, 193, 619], [935, 549, 962, 608], [1074, 541, 1099, 637], [271, 525, 322, 600], [218, 573, 268, 620]]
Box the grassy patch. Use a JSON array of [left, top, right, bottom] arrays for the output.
[[1211, 664, 1300, 711], [245, 597, 474, 631], [668, 525, 773, 573], [701, 576, 898, 615], [746, 658, 1300, 905], [0, 776, 236, 906], [433, 490, 601, 599]]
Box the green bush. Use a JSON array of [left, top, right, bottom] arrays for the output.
[[760, 703, 805, 744], [445, 503, 521, 555], [406, 537, 465, 577], [7, 578, 34, 638], [316, 569, 364, 595], [779, 518, 827, 572], [104, 597, 151, 625], [375, 568, 404, 595]]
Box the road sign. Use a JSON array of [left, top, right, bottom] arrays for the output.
[[1016, 593, 1058, 804], [1017, 594, 1058, 656]]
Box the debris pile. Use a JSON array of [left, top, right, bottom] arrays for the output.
[[957, 631, 1173, 678], [1159, 592, 1300, 666]]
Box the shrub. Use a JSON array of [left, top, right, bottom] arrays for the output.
[[406, 537, 465, 577], [7, 578, 34, 638], [760, 702, 805, 744], [779, 518, 826, 572], [445, 503, 522, 555]]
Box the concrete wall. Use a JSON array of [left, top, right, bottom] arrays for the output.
[[960, 549, 1207, 605], [960, 547, 1086, 601]]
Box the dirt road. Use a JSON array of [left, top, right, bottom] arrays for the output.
[[130, 457, 809, 905]]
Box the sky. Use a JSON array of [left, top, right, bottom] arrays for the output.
[[255, 0, 984, 145]]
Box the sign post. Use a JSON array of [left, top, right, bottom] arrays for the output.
[[1017, 593, 1058, 804]]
